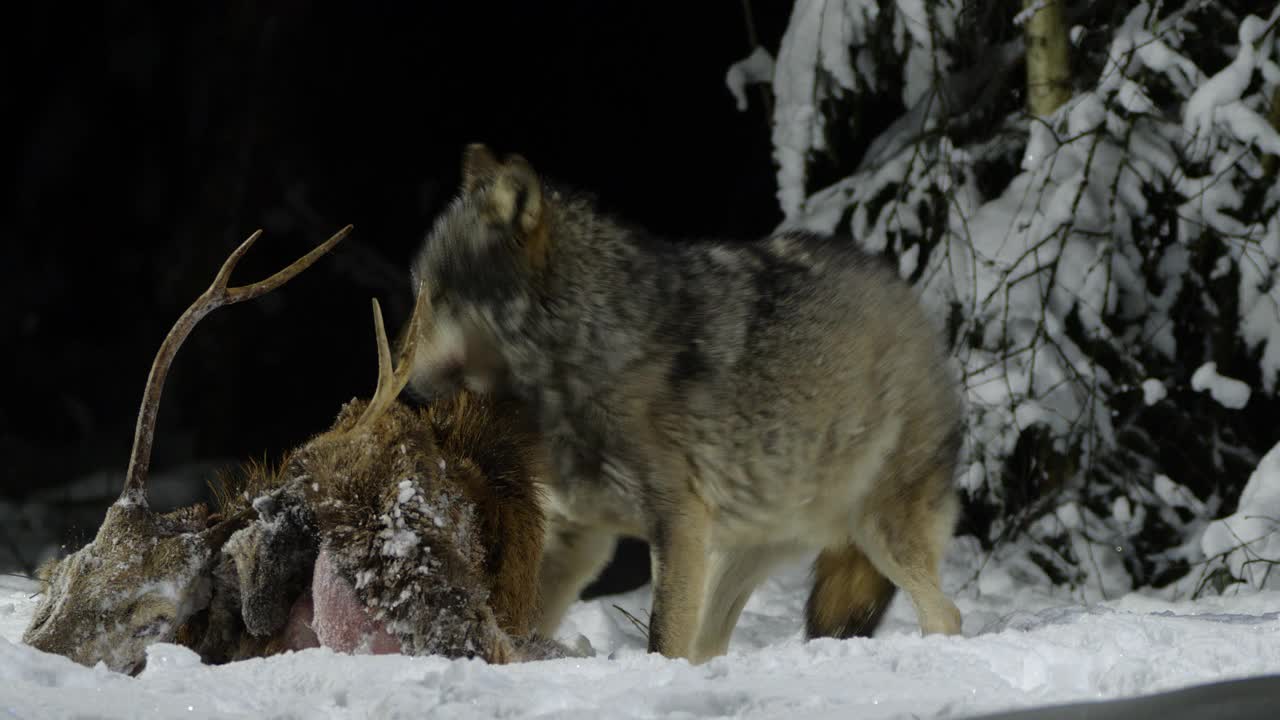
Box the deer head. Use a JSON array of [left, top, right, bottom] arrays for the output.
[[267, 290, 541, 663], [22, 226, 350, 675], [198, 293, 434, 658]]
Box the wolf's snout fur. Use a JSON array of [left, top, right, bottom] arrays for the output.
[[410, 143, 966, 662]]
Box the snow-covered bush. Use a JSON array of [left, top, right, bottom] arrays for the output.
[[730, 0, 1280, 596]]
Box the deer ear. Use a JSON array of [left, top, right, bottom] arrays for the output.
[[487, 154, 544, 238], [461, 143, 500, 193]]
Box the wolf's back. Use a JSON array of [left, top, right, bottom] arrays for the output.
[[651, 229, 959, 437]]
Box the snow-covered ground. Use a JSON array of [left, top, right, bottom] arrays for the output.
[[3, 546, 1278, 720]]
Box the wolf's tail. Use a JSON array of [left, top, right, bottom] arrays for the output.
[[804, 543, 897, 639]]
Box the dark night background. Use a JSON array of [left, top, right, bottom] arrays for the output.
[[4, 3, 793, 579]]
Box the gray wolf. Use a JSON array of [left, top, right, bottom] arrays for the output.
[[408, 144, 965, 662]]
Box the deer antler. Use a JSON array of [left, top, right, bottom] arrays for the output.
[[120, 226, 353, 507], [346, 284, 431, 435]]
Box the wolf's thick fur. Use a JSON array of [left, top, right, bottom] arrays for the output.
[[410, 144, 965, 662]]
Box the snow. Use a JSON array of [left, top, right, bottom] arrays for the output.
[[725, 46, 775, 112], [769, 0, 896, 219], [1200, 441, 1280, 590], [1153, 474, 1207, 515], [1190, 362, 1251, 410], [1012, 1, 1047, 29], [1182, 14, 1279, 161], [1140, 379, 1167, 406], [770, 0, 827, 219], [1238, 207, 1280, 392], [5, 546, 1280, 719]]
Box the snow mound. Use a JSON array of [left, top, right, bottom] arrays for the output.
[[4, 556, 1280, 719]]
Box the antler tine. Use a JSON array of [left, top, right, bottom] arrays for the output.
[[119, 226, 353, 507], [349, 284, 430, 434], [209, 229, 266, 294], [216, 225, 352, 303], [394, 283, 430, 390], [371, 297, 396, 400]]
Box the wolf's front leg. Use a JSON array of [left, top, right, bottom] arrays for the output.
[[646, 500, 711, 661], [534, 522, 618, 638]]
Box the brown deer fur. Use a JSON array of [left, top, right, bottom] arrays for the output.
[[176, 389, 550, 666], [23, 227, 562, 673]]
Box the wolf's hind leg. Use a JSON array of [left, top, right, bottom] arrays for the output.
[[534, 523, 617, 638], [691, 544, 794, 662], [852, 470, 962, 636], [804, 543, 898, 639]]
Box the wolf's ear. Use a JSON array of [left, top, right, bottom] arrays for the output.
[[488, 154, 544, 239], [461, 143, 500, 193]]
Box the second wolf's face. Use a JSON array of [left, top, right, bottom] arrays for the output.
[[410, 144, 548, 397]]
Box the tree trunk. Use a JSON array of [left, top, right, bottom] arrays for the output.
[[1023, 0, 1072, 117]]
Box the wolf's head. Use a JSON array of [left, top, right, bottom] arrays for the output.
[[410, 144, 553, 397]]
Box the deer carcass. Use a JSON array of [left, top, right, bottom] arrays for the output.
[[22, 227, 566, 674]]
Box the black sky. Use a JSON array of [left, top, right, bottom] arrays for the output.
[[4, 3, 792, 502]]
